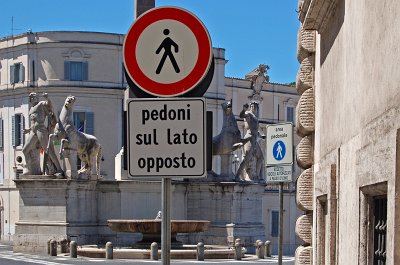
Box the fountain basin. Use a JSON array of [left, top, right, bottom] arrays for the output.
[[107, 219, 210, 248]]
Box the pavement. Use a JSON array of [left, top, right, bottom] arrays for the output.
[[0, 241, 295, 265]]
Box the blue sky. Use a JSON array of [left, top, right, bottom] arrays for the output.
[[0, 0, 299, 84]]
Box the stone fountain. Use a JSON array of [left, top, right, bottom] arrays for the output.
[[107, 219, 210, 248]]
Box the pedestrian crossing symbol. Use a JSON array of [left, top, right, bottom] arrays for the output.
[[266, 123, 293, 166], [123, 6, 213, 97], [273, 140, 286, 161]]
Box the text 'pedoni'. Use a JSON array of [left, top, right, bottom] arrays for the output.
[[142, 104, 191, 125]]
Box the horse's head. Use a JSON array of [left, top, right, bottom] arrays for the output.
[[64, 95, 76, 109], [221, 100, 233, 115]]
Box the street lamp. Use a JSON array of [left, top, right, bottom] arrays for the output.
[[232, 153, 240, 174]]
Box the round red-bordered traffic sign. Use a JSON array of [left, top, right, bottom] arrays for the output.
[[124, 6, 213, 97]]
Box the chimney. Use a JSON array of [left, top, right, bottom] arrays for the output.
[[135, 0, 155, 19]]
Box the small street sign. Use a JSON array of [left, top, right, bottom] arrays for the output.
[[266, 123, 293, 166], [127, 98, 206, 178], [266, 164, 293, 182], [124, 6, 213, 97]]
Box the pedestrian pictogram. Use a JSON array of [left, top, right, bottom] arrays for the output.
[[156, 29, 180, 74], [266, 123, 293, 166], [123, 6, 214, 98], [273, 141, 286, 161]]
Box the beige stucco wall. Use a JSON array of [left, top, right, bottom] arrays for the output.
[[315, 0, 400, 159], [313, 1, 400, 264]]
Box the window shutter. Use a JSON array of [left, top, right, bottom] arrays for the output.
[[64, 61, 70, 80], [271, 211, 279, 237], [19, 64, 25, 82], [10, 65, 15, 84], [11, 115, 15, 146], [287, 107, 294, 122], [0, 118, 3, 149], [85, 112, 94, 135], [20, 115, 25, 146], [82, 61, 88, 80]]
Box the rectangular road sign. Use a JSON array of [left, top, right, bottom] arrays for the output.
[[266, 165, 293, 182], [127, 98, 206, 178], [266, 123, 293, 166]]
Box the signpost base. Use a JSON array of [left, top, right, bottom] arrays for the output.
[[278, 182, 283, 265], [162, 178, 171, 265]]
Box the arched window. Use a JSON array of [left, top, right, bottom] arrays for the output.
[[63, 48, 90, 81]]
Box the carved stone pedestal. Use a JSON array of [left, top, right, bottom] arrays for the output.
[[13, 178, 98, 253], [185, 182, 266, 253]]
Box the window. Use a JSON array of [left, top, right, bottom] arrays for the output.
[[73, 112, 94, 134], [373, 196, 387, 265], [12, 114, 25, 147], [316, 197, 328, 265], [271, 210, 279, 237], [360, 183, 387, 265], [286, 106, 294, 122], [73, 111, 94, 170], [64, 61, 88, 81], [0, 118, 3, 149], [10, 63, 25, 84]]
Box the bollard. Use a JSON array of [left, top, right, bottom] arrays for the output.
[[105, 242, 113, 260], [197, 242, 205, 261], [234, 239, 242, 261], [60, 239, 68, 253], [70, 241, 77, 258], [50, 240, 57, 256], [150, 242, 158, 260], [265, 240, 271, 257], [256, 241, 264, 259], [235, 238, 242, 259], [47, 239, 51, 255]]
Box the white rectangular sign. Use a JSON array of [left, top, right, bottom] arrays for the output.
[[266, 165, 293, 182], [266, 123, 293, 166], [127, 98, 206, 178]]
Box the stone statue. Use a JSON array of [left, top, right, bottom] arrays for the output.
[[234, 102, 265, 181], [245, 64, 270, 104], [22, 93, 64, 176], [252, 64, 269, 95], [212, 100, 241, 155], [48, 95, 102, 178]]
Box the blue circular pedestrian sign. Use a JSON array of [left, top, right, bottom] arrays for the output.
[[272, 140, 286, 161]]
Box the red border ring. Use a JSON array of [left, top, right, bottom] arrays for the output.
[[124, 7, 212, 97]]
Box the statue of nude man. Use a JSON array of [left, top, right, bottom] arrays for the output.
[[234, 102, 265, 180], [22, 93, 64, 176]]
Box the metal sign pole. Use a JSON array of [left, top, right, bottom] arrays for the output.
[[278, 182, 284, 265], [161, 178, 171, 265]]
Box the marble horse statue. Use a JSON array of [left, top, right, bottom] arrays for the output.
[[47, 95, 102, 178], [212, 100, 241, 156]]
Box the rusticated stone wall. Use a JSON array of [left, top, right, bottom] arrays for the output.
[[295, 2, 316, 264], [295, 0, 339, 263]]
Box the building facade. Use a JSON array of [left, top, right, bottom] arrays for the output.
[[295, 0, 400, 264], [0, 30, 301, 254]]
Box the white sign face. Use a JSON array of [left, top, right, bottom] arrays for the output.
[[266, 123, 293, 166], [266, 165, 293, 182], [136, 19, 199, 84], [127, 98, 206, 178], [124, 6, 213, 97]]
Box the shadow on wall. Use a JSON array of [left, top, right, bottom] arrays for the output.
[[320, 0, 345, 65]]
